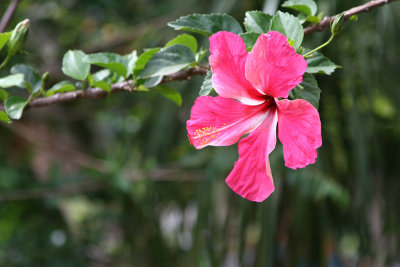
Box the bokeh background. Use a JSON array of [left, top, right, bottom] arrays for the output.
[[0, 0, 400, 266]]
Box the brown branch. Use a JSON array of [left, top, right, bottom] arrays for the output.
[[1, 0, 398, 112], [0, 0, 20, 33], [26, 65, 209, 109], [304, 0, 398, 35]]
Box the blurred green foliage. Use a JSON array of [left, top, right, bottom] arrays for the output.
[[0, 0, 400, 266]]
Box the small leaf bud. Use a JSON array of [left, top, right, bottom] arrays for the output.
[[331, 12, 345, 36], [7, 19, 30, 57]]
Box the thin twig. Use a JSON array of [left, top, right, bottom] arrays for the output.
[[0, 0, 20, 33], [304, 0, 398, 35], [0, 65, 208, 111], [27, 65, 209, 109]]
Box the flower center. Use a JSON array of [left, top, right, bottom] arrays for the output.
[[188, 123, 226, 147]]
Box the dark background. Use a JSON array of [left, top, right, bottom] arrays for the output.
[[0, 0, 399, 266]]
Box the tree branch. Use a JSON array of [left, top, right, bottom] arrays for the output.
[[0, 0, 398, 112], [0, 0, 20, 33], [26, 65, 209, 109], [304, 0, 398, 35]]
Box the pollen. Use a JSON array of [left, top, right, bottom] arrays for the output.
[[189, 123, 226, 147]]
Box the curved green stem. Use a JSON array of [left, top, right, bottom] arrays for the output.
[[303, 34, 335, 58], [0, 55, 11, 70]]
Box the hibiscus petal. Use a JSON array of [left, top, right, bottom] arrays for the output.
[[276, 99, 322, 169], [187, 96, 270, 149], [225, 107, 278, 202], [245, 31, 307, 98], [209, 31, 266, 105]]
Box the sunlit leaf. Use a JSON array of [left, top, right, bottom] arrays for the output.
[[168, 13, 243, 36], [154, 85, 182, 106], [4, 96, 28, 119], [46, 81, 76, 96], [0, 74, 25, 88], [269, 11, 304, 51], [195, 49, 208, 62], [89, 69, 111, 84], [165, 34, 198, 54], [199, 70, 213, 96], [144, 76, 163, 88], [124, 50, 137, 77], [0, 31, 12, 51], [134, 48, 160, 76], [84, 52, 128, 78], [40, 72, 49, 92], [138, 44, 195, 79], [62, 50, 90, 80], [282, 0, 317, 16], [0, 111, 11, 124], [0, 89, 8, 101], [11, 64, 41, 93], [93, 81, 111, 92], [244, 11, 272, 33], [298, 12, 323, 24]]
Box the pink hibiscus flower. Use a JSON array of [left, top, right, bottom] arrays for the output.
[[187, 31, 322, 202]]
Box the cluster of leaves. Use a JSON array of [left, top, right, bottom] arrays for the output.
[[0, 34, 205, 122], [0, 0, 339, 125], [169, 0, 338, 108]]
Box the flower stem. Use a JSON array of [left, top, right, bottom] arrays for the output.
[[303, 34, 335, 58], [0, 55, 11, 70]]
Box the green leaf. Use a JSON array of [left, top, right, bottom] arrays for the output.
[[168, 13, 243, 36], [199, 70, 213, 96], [89, 69, 111, 86], [138, 44, 195, 79], [239, 32, 260, 49], [62, 50, 90, 80], [93, 81, 111, 92], [143, 76, 163, 88], [11, 64, 41, 93], [282, 0, 317, 16], [0, 31, 12, 51], [290, 73, 320, 108], [165, 34, 198, 54], [124, 50, 137, 77], [134, 48, 160, 76], [305, 15, 321, 24], [154, 85, 182, 106], [306, 51, 339, 75], [0, 74, 25, 88], [297, 12, 323, 24], [0, 110, 11, 124], [195, 49, 208, 62], [84, 52, 128, 78], [0, 89, 8, 101], [244, 11, 272, 33], [40, 72, 49, 92], [269, 11, 304, 51], [4, 96, 28, 119], [46, 81, 76, 96], [137, 85, 149, 92]]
